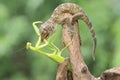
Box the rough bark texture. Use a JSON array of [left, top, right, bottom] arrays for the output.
[[55, 5, 120, 80], [99, 67, 120, 80], [56, 12, 120, 80], [61, 13, 95, 80], [56, 58, 69, 80]]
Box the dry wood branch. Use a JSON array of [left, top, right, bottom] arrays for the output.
[[56, 58, 69, 80], [55, 12, 120, 80], [54, 4, 120, 80], [62, 13, 95, 80], [99, 67, 120, 80]]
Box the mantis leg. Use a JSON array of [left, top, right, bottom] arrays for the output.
[[61, 40, 73, 53], [38, 39, 49, 48], [48, 42, 60, 54], [32, 21, 43, 36], [32, 21, 49, 48]]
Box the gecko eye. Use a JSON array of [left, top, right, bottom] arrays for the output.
[[43, 30, 47, 34], [41, 29, 49, 41]]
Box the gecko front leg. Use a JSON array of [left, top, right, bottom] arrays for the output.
[[60, 17, 74, 38]]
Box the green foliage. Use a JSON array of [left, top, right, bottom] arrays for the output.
[[0, 0, 120, 79]]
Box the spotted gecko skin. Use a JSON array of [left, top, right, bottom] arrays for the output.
[[39, 3, 96, 60]]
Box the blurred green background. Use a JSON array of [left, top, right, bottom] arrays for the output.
[[0, 0, 120, 80]]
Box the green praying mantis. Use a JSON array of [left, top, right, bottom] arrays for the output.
[[26, 21, 72, 67]]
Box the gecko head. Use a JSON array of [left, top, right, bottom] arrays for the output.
[[39, 22, 54, 41]]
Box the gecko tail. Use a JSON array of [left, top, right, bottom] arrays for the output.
[[71, 13, 97, 61], [92, 36, 97, 61]]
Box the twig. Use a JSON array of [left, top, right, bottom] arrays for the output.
[[62, 13, 95, 80], [56, 58, 69, 80]]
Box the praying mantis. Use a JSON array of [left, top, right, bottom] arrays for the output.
[[26, 21, 72, 65]]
